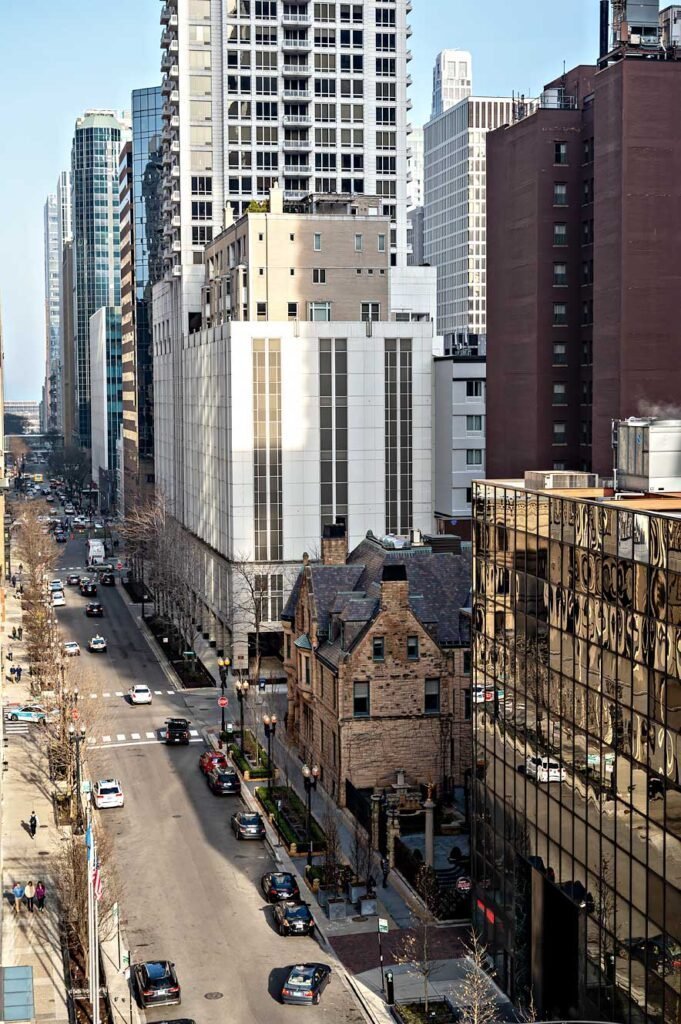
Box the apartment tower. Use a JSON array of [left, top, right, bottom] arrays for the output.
[[431, 48, 472, 118], [43, 194, 61, 432]]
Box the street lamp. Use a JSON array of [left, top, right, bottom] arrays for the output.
[[234, 678, 249, 755], [69, 723, 87, 834], [263, 714, 277, 791], [217, 656, 230, 737], [302, 763, 320, 867]]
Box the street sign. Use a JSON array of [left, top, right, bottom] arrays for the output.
[[71, 708, 79, 720], [218, 696, 228, 707], [116, 561, 122, 570], [378, 918, 389, 934]]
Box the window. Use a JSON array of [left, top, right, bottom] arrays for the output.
[[466, 487, 472, 504], [378, 233, 386, 252], [353, 681, 370, 717], [552, 382, 567, 405], [372, 636, 384, 661], [553, 303, 567, 326], [407, 636, 419, 660], [424, 678, 440, 715], [466, 415, 482, 432], [553, 263, 567, 287], [466, 449, 483, 466], [553, 182, 568, 206], [308, 301, 331, 321], [553, 223, 567, 246], [313, 232, 321, 251], [288, 302, 298, 320], [463, 688, 472, 720], [463, 650, 471, 674], [354, 233, 363, 252], [361, 302, 380, 322], [256, 301, 267, 320], [553, 421, 567, 444], [466, 380, 483, 399], [553, 342, 567, 365], [313, 268, 326, 284], [554, 140, 568, 165]]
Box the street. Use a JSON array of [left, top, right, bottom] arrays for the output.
[[52, 532, 364, 1024]]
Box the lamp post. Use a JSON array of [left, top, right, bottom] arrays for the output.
[[217, 656, 230, 736], [234, 678, 249, 755], [69, 723, 87, 834], [263, 714, 277, 791], [302, 763, 320, 866]]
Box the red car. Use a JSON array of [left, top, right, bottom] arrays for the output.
[[199, 750, 228, 775]]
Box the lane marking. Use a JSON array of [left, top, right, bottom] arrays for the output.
[[145, 731, 155, 739], [115, 691, 123, 697], [116, 733, 126, 741], [90, 737, 204, 750], [102, 735, 111, 743], [189, 729, 199, 737], [154, 690, 162, 695], [166, 690, 174, 695], [103, 692, 110, 698], [130, 732, 141, 740], [90, 694, 97, 699]]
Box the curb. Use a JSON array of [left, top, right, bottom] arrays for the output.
[[115, 584, 181, 691]]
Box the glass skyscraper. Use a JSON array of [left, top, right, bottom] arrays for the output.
[[71, 110, 128, 448]]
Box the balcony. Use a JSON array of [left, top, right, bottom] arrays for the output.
[[162, 125, 172, 142], [282, 37, 312, 52], [284, 164, 311, 175], [163, 199, 174, 213], [162, 102, 173, 120], [172, 264, 182, 277], [170, 90, 180, 103], [283, 89, 311, 101], [406, 49, 413, 62], [284, 189, 310, 201], [283, 139, 311, 152], [161, 77, 172, 96], [160, 4, 171, 23], [171, 190, 181, 203], [161, 52, 173, 71], [282, 64, 311, 76], [171, 215, 181, 228], [283, 113, 312, 126], [172, 240, 182, 253], [282, 11, 311, 25], [170, 115, 180, 128], [170, 140, 180, 153], [169, 64, 179, 80]]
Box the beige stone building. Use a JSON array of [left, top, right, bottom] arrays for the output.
[[203, 188, 391, 326], [282, 525, 472, 806]]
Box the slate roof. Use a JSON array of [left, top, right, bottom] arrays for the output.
[[283, 535, 471, 657]]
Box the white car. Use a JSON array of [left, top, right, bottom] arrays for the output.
[[63, 641, 81, 657], [525, 756, 566, 783], [64, 505, 75, 514], [88, 635, 107, 653], [52, 592, 66, 608], [129, 684, 152, 705], [49, 579, 64, 592], [93, 779, 124, 809]]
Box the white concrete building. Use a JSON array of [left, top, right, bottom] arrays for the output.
[[407, 125, 423, 209], [431, 49, 472, 118], [43, 194, 61, 432]]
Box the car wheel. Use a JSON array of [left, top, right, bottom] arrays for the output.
[[279, 924, 285, 936], [10, 715, 18, 722], [313, 992, 321, 1005]]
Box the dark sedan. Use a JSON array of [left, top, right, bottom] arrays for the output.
[[261, 871, 300, 903], [80, 580, 97, 596], [274, 901, 315, 937], [280, 963, 331, 1005], [131, 960, 181, 1008], [207, 768, 241, 795], [85, 602, 104, 617], [231, 810, 266, 840], [100, 572, 116, 586], [66, 574, 81, 586]]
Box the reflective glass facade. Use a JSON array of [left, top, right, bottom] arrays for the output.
[[472, 481, 681, 1024]]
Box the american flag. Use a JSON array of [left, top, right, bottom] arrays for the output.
[[92, 859, 103, 902]]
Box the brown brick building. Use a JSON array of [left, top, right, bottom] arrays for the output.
[[282, 526, 472, 806], [486, 54, 681, 479]]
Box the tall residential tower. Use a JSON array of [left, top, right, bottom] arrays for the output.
[[43, 194, 61, 432]]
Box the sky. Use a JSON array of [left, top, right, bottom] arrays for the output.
[[0, 0, 598, 402]]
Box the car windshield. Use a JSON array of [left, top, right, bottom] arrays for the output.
[[135, 686, 149, 692], [288, 967, 315, 987], [100, 784, 120, 795], [216, 773, 235, 782], [241, 814, 261, 825], [286, 905, 311, 920], [272, 874, 292, 886]]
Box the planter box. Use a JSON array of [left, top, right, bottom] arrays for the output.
[[360, 897, 378, 916], [316, 886, 335, 909], [327, 898, 347, 921], [348, 883, 365, 904]]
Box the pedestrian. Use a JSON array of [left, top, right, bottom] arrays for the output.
[[18, 563, 23, 575], [7, 647, 12, 662], [29, 811, 38, 839], [24, 881, 35, 913], [17, 626, 22, 641], [10, 574, 15, 589], [12, 881, 24, 914], [9, 666, 16, 680], [380, 855, 390, 888], [11, 626, 17, 640], [35, 881, 46, 911], [15, 666, 22, 683]]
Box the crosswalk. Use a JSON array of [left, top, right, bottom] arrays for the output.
[[87, 689, 179, 700], [89, 728, 202, 750], [4, 721, 29, 736]]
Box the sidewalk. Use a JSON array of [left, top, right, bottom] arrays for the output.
[[1, 585, 69, 1023]]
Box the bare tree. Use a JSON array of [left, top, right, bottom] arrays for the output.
[[458, 930, 499, 1024], [350, 817, 371, 887], [322, 812, 342, 888], [394, 915, 440, 1015], [47, 445, 91, 499]]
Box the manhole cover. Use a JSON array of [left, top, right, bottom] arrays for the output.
[[205, 992, 223, 1000]]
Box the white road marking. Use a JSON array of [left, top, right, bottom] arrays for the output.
[[90, 737, 204, 750], [103, 692, 110, 698], [90, 693, 97, 699], [115, 691, 123, 697], [145, 731, 155, 739], [166, 690, 174, 695], [130, 732, 141, 740], [154, 690, 162, 695], [189, 729, 199, 737], [102, 735, 112, 743], [116, 733, 126, 741]]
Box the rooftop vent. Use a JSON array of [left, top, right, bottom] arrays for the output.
[[525, 470, 599, 491]]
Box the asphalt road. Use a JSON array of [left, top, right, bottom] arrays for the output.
[[52, 533, 363, 1024]]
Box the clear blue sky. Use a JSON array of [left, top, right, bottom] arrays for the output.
[[0, 0, 598, 401]]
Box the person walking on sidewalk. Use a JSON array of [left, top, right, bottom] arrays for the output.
[[15, 666, 22, 683], [7, 647, 12, 662], [17, 626, 22, 641], [29, 811, 38, 839], [381, 855, 390, 888], [35, 881, 46, 911], [12, 881, 24, 914], [24, 881, 35, 913], [10, 574, 16, 589]]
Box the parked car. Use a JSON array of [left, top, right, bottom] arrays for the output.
[[131, 961, 181, 1008], [165, 718, 190, 744], [66, 574, 81, 585], [52, 592, 66, 607], [129, 685, 152, 705], [261, 872, 301, 903], [280, 963, 331, 1005], [621, 935, 681, 976], [49, 579, 64, 592], [274, 901, 315, 937], [63, 641, 81, 657], [199, 750, 228, 775], [3, 704, 50, 724], [93, 779, 124, 809], [85, 602, 104, 617], [231, 810, 266, 840], [525, 756, 566, 783], [88, 635, 107, 653], [207, 767, 241, 796]]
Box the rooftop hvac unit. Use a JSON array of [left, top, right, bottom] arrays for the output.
[[614, 418, 681, 492], [524, 470, 599, 491]]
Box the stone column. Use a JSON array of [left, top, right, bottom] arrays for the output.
[[387, 811, 401, 868], [424, 785, 435, 868]]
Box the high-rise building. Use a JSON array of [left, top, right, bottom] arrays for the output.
[[121, 87, 163, 512], [43, 194, 61, 432], [472, 444, 681, 1023], [407, 125, 423, 209], [89, 306, 122, 512], [60, 240, 76, 444], [71, 110, 129, 449], [431, 49, 472, 118], [56, 171, 72, 440], [486, 54, 681, 480]]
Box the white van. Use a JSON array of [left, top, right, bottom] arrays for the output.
[[525, 756, 566, 783]]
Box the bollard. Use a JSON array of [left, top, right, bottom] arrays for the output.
[[385, 969, 395, 1006]]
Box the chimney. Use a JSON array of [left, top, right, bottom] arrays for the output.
[[380, 563, 409, 613], [269, 182, 284, 215], [321, 523, 347, 566]]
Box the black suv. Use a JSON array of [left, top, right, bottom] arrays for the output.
[[85, 601, 104, 617], [165, 718, 191, 745]]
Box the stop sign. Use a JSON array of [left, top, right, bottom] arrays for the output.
[[117, 561, 123, 570], [218, 696, 228, 707]]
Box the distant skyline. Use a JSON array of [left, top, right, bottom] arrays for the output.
[[0, 0, 598, 401]]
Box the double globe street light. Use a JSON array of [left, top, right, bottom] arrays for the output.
[[234, 677, 249, 755], [262, 714, 277, 791], [69, 723, 87, 834], [302, 763, 320, 867]]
